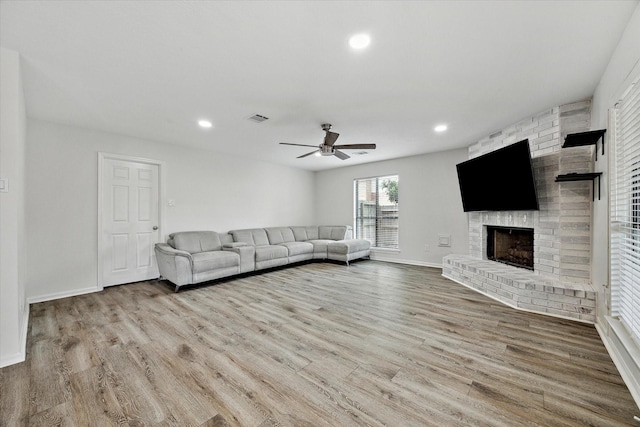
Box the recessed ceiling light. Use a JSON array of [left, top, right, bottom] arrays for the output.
[[434, 124, 448, 133], [198, 120, 213, 128], [349, 33, 371, 50]]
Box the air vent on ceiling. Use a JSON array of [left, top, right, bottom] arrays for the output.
[[353, 151, 369, 155], [247, 113, 269, 123]]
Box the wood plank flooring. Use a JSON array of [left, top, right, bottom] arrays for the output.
[[1, 261, 638, 426]]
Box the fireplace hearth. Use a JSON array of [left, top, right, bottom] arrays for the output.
[[486, 226, 534, 270]]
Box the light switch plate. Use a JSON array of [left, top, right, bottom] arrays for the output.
[[0, 178, 8, 193]]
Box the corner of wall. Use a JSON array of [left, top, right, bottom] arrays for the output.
[[0, 47, 28, 367]]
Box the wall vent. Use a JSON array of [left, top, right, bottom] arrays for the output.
[[247, 114, 269, 123]]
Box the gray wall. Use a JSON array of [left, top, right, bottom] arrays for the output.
[[315, 149, 469, 266], [26, 120, 317, 301]]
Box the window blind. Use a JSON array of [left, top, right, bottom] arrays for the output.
[[611, 76, 640, 346], [354, 175, 399, 249]]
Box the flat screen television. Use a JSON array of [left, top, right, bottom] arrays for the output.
[[456, 139, 539, 212]]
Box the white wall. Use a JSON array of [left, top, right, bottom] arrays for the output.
[[315, 149, 469, 266], [590, 3, 640, 407], [26, 120, 316, 301], [592, 3, 640, 320], [0, 47, 28, 367]]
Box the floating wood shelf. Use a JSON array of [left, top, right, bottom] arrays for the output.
[[562, 129, 606, 160], [555, 172, 603, 201]]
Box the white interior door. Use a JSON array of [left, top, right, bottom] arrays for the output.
[[101, 157, 160, 287]]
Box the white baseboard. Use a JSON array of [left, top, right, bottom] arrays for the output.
[[0, 304, 29, 368], [0, 351, 24, 368], [27, 286, 98, 304], [596, 318, 640, 411], [369, 253, 442, 269]]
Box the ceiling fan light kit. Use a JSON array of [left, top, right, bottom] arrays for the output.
[[280, 123, 376, 160]]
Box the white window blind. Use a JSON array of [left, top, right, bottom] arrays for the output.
[[354, 175, 399, 249], [611, 76, 640, 346]]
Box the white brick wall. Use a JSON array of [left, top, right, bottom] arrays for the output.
[[449, 100, 597, 322], [466, 100, 593, 283]]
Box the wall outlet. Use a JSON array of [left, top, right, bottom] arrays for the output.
[[168, 199, 175, 207], [0, 178, 8, 193]]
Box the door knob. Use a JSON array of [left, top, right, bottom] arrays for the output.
[[153, 226, 158, 230]]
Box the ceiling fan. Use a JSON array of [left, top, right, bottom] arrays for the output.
[[280, 123, 376, 160]]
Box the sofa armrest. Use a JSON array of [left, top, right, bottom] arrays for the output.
[[344, 226, 353, 240], [223, 242, 249, 248], [223, 244, 255, 273], [155, 243, 192, 258], [154, 243, 194, 286]]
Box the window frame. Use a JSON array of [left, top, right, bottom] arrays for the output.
[[353, 174, 399, 250], [610, 76, 640, 348]]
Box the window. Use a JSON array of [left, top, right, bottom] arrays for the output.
[[354, 175, 399, 249], [611, 76, 640, 346]]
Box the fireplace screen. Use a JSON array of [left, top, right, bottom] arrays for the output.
[[486, 226, 534, 270]]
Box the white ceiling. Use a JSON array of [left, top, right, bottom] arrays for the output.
[[1, 1, 637, 171]]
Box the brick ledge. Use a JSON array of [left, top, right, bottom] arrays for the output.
[[442, 254, 596, 323]]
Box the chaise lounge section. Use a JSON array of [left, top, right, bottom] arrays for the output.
[[155, 225, 370, 292]]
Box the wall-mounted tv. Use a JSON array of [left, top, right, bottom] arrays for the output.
[[456, 139, 539, 212]]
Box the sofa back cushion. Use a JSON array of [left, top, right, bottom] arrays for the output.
[[220, 233, 234, 245], [169, 231, 222, 253], [319, 226, 348, 240], [291, 226, 319, 241], [265, 227, 295, 245], [229, 228, 270, 246]]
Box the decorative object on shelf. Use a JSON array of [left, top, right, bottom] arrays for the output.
[[555, 172, 603, 201], [562, 129, 606, 160]]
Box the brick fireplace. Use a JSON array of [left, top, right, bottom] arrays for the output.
[[442, 100, 597, 323]]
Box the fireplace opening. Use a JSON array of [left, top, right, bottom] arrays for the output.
[[486, 226, 534, 270]]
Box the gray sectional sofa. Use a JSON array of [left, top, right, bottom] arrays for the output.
[[154, 225, 371, 291]]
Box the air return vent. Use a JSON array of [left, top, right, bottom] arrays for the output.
[[247, 114, 269, 123]]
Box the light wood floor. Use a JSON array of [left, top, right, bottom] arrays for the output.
[[1, 261, 638, 426]]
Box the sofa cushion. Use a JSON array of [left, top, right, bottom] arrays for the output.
[[319, 226, 348, 240], [307, 239, 333, 257], [170, 231, 222, 254], [255, 245, 288, 262], [279, 241, 314, 257], [220, 233, 234, 245], [229, 228, 270, 246], [191, 251, 239, 274], [291, 226, 319, 241], [265, 227, 295, 245], [327, 239, 371, 255]]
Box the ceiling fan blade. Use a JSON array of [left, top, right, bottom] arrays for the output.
[[333, 150, 350, 160], [324, 131, 340, 146], [297, 150, 320, 159], [280, 143, 319, 148], [333, 144, 377, 150]]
